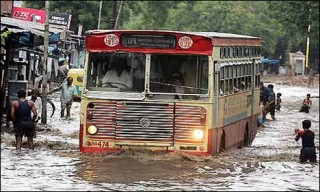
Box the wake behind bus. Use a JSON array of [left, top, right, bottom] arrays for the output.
[[79, 30, 262, 155]]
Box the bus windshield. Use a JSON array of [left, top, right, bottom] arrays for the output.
[[86, 52, 209, 98]]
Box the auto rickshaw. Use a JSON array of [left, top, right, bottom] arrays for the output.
[[67, 68, 85, 97]]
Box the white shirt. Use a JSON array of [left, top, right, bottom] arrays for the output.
[[26, 96, 42, 118], [102, 69, 132, 89]]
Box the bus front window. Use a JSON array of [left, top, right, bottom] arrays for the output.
[[86, 52, 209, 98], [150, 55, 209, 97], [87, 52, 146, 92]]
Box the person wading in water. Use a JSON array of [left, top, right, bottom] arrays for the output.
[[49, 76, 78, 118], [295, 120, 317, 163], [299, 94, 312, 113], [11, 89, 38, 150]]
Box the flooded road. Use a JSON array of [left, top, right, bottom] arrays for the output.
[[1, 84, 319, 191]]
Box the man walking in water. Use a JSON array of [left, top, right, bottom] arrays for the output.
[[49, 76, 78, 118], [267, 84, 276, 120], [11, 89, 38, 150], [26, 88, 42, 138], [299, 94, 312, 113]]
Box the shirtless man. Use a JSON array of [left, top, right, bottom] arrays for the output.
[[11, 89, 38, 150], [299, 94, 312, 113]]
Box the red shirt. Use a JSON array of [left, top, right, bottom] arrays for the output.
[[295, 130, 315, 148]]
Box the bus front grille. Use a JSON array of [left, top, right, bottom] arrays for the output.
[[116, 102, 174, 142], [86, 102, 206, 144], [87, 102, 117, 139], [174, 105, 206, 143]]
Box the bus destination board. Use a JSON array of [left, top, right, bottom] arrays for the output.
[[121, 34, 176, 49]]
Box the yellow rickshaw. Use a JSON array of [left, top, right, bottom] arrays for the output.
[[67, 68, 85, 96]]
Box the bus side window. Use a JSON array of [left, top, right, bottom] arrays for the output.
[[247, 76, 251, 89], [241, 77, 246, 89], [220, 80, 224, 95], [219, 66, 224, 95]]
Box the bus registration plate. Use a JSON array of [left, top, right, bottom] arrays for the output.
[[86, 141, 109, 148]]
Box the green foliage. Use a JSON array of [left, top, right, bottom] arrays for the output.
[[23, 1, 319, 58], [268, 1, 319, 51], [25, 0, 114, 32]]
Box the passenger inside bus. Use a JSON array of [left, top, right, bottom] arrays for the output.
[[229, 80, 240, 93], [132, 54, 146, 91], [179, 57, 197, 95], [171, 73, 184, 99], [101, 57, 132, 90], [149, 55, 209, 98]]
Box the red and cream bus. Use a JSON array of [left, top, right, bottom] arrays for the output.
[[79, 30, 262, 155]]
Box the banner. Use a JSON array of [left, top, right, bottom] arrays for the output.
[[11, 6, 45, 23]]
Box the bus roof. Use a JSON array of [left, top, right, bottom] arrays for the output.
[[85, 30, 261, 40], [85, 30, 261, 55]]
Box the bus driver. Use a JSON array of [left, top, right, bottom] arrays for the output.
[[101, 58, 132, 89]]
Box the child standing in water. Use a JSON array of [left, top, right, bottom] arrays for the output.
[[299, 94, 312, 113], [294, 119, 317, 163], [275, 93, 282, 111]]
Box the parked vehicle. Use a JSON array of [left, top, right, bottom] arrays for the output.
[[67, 68, 84, 97]]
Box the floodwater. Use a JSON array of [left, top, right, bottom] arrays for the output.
[[1, 85, 319, 191]]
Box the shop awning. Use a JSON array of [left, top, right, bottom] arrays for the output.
[[1, 16, 68, 47], [261, 58, 280, 65], [1, 16, 65, 36]]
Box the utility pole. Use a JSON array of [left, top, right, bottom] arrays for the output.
[[114, 1, 124, 29], [97, 0, 103, 29], [110, 0, 117, 29], [305, 2, 312, 69], [41, 0, 49, 124]]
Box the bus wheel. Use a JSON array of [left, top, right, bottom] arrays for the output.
[[243, 128, 249, 147], [219, 131, 226, 153]]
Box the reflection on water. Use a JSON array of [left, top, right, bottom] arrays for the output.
[[75, 155, 199, 184], [1, 85, 319, 191]]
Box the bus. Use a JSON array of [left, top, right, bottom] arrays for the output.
[[79, 30, 262, 155]]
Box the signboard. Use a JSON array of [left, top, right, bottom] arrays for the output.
[[121, 34, 176, 49], [11, 6, 45, 23], [10, 7, 72, 28], [48, 12, 72, 29]]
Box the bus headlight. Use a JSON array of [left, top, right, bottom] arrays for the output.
[[87, 125, 98, 135], [193, 129, 204, 140]]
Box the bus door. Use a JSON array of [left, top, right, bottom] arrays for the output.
[[114, 102, 175, 147]]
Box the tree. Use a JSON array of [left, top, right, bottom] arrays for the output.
[[24, 1, 319, 63], [268, 1, 319, 65], [25, 0, 115, 32], [163, 1, 284, 56]]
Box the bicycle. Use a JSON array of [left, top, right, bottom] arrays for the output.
[[27, 89, 56, 119]]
